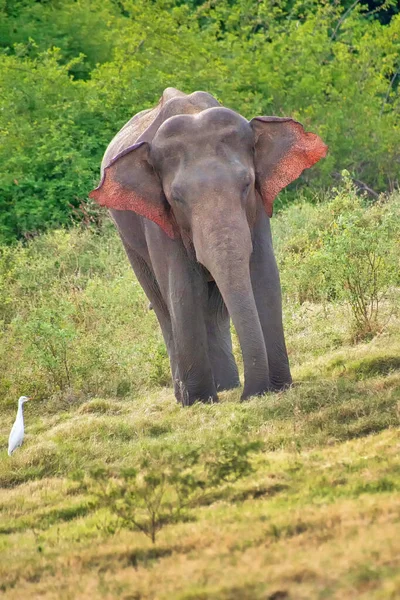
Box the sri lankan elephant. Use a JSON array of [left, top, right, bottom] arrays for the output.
[[90, 88, 327, 406]]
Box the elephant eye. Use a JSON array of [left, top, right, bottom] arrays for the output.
[[171, 187, 185, 204], [242, 181, 251, 199]]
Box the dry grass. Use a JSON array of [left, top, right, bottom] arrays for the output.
[[1, 429, 399, 599], [1, 335, 400, 598]]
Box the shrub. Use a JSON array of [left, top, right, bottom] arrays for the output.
[[75, 437, 263, 543], [0, 226, 169, 404], [81, 459, 202, 543], [275, 182, 400, 340], [321, 177, 400, 339], [204, 437, 263, 486]]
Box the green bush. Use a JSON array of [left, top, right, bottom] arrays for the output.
[[321, 178, 400, 339], [204, 437, 263, 485], [76, 437, 262, 543], [275, 180, 400, 340], [0, 226, 170, 403]]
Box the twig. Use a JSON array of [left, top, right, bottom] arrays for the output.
[[330, 0, 360, 41], [352, 177, 380, 200], [362, 0, 394, 18], [379, 67, 400, 118], [332, 171, 379, 199]]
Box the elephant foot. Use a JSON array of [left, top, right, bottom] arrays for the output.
[[211, 356, 240, 393], [174, 378, 218, 407], [268, 362, 292, 392], [270, 381, 293, 393], [181, 392, 219, 407], [240, 377, 293, 400], [269, 373, 293, 392], [240, 377, 273, 401], [215, 376, 241, 392]]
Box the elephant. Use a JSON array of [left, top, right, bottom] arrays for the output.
[[90, 88, 327, 406]]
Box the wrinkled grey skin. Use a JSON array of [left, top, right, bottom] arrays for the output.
[[99, 88, 292, 405]]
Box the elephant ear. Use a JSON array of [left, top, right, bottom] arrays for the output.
[[250, 117, 328, 217], [89, 142, 178, 239]]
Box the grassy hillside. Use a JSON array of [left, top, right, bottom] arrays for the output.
[[1, 189, 400, 599]]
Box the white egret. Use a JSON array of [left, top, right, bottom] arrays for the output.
[[8, 396, 32, 456]]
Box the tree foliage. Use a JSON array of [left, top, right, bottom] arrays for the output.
[[0, 0, 399, 242]]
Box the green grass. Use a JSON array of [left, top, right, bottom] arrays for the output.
[[1, 196, 400, 598], [1, 330, 400, 599]]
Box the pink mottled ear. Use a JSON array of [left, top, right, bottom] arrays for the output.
[[250, 117, 328, 217], [89, 142, 178, 239]]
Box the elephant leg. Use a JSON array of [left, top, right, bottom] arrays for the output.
[[146, 226, 217, 406], [206, 282, 240, 391], [119, 238, 184, 403], [250, 208, 292, 391]]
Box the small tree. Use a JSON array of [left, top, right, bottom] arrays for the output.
[[19, 303, 77, 390], [322, 175, 400, 340], [205, 437, 263, 486], [276, 177, 400, 341], [81, 450, 204, 544], [76, 437, 263, 543]]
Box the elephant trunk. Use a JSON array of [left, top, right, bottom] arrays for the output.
[[193, 219, 271, 399]]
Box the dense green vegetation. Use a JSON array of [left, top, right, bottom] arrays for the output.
[[1, 182, 399, 403], [1, 0, 399, 242], [1, 188, 400, 598]]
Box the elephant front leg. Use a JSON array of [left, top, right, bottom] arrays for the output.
[[206, 282, 240, 391], [250, 210, 292, 391], [149, 234, 218, 406], [169, 287, 218, 406], [157, 316, 184, 404], [116, 238, 185, 403]]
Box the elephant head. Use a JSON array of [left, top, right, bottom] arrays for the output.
[[90, 106, 327, 397]]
